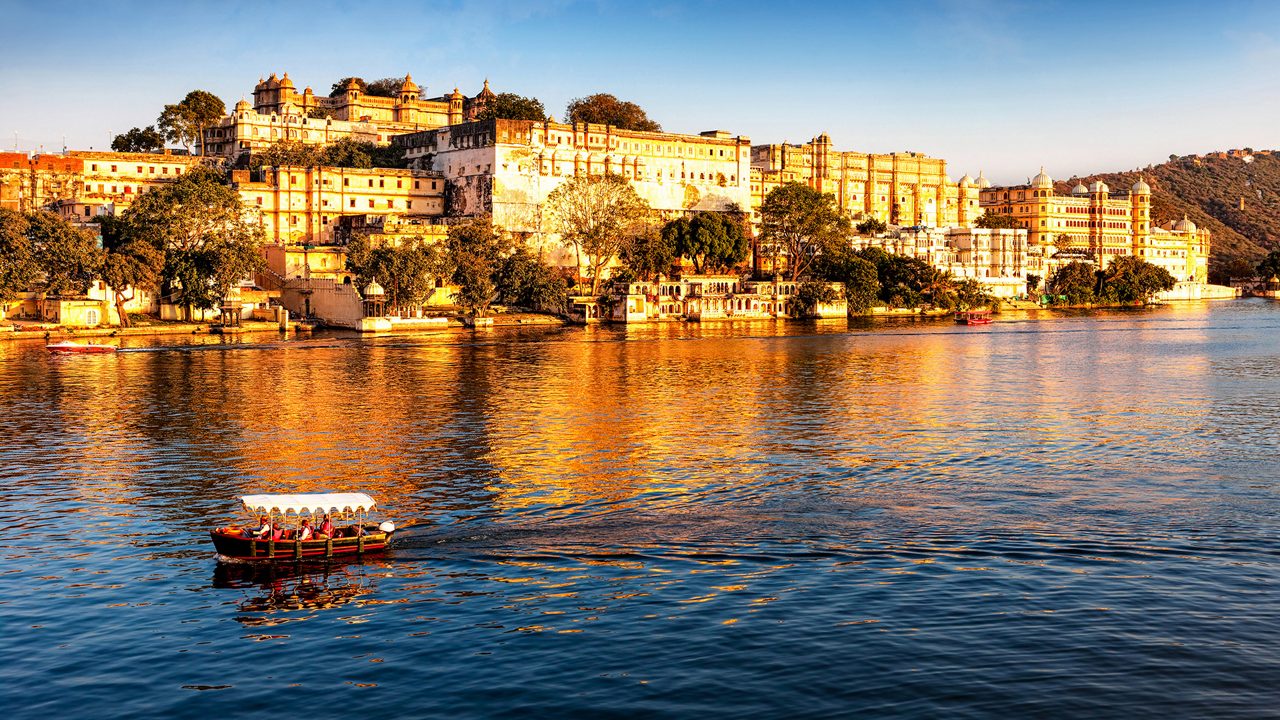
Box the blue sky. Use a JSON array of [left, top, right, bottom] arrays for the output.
[[3, 0, 1277, 183]]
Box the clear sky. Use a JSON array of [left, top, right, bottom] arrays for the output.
[[3, 0, 1277, 184]]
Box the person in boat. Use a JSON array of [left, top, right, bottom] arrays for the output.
[[316, 513, 334, 540], [247, 515, 272, 539], [298, 519, 314, 541]]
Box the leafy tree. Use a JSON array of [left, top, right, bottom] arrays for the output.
[[494, 246, 565, 312], [97, 215, 164, 328], [1099, 256, 1176, 303], [565, 93, 661, 132], [330, 77, 367, 97], [27, 211, 103, 297], [307, 107, 335, 120], [661, 212, 749, 274], [975, 211, 1023, 229], [446, 217, 509, 317], [111, 126, 165, 153], [857, 247, 938, 309], [793, 280, 840, 317], [119, 165, 263, 319], [545, 173, 653, 294], [759, 182, 851, 281], [157, 90, 226, 155], [250, 140, 321, 169], [855, 218, 887, 235], [1048, 261, 1098, 305], [619, 224, 676, 281], [1257, 249, 1280, 279], [954, 278, 994, 310], [814, 243, 879, 313], [1026, 273, 1042, 293], [475, 93, 547, 122], [0, 209, 37, 304], [347, 234, 449, 316], [365, 78, 404, 98]]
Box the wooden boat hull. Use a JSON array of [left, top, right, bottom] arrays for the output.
[[210, 527, 392, 562]]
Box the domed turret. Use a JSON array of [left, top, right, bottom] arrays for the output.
[[1030, 166, 1053, 189], [958, 174, 973, 188], [254, 77, 266, 91], [1173, 215, 1197, 233], [235, 98, 252, 112], [1087, 180, 1110, 194], [450, 87, 465, 101], [478, 78, 495, 99], [1131, 176, 1151, 194], [400, 74, 420, 93], [363, 279, 385, 298], [278, 72, 295, 89], [1072, 182, 1089, 195], [976, 170, 991, 189], [265, 73, 280, 89], [344, 77, 362, 92]]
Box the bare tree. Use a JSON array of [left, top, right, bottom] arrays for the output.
[[544, 173, 652, 294]]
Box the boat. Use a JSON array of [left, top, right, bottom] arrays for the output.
[[954, 311, 993, 325], [210, 492, 395, 563], [47, 341, 118, 354]]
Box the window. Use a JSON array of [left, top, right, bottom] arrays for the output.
[[91, 164, 97, 171], [368, 199, 374, 208], [349, 199, 355, 208], [111, 165, 117, 172], [344, 178, 349, 187]]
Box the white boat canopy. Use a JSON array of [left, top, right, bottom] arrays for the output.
[[240, 493, 377, 516]]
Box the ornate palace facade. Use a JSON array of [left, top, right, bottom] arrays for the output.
[[203, 73, 497, 160], [749, 134, 982, 228]]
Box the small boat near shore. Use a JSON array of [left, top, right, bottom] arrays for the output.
[[211, 492, 395, 563], [47, 341, 118, 354], [954, 311, 993, 325]]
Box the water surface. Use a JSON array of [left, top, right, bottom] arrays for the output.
[[2, 301, 1278, 718]]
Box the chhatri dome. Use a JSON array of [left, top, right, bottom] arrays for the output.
[[1030, 166, 1053, 189], [235, 98, 252, 112], [1173, 215, 1197, 233], [363, 279, 385, 298], [1131, 176, 1151, 194], [400, 74, 419, 93], [1088, 180, 1110, 193], [976, 170, 991, 189], [958, 173, 973, 187], [1072, 182, 1089, 195]]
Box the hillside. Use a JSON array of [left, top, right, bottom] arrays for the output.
[[1056, 150, 1280, 280]]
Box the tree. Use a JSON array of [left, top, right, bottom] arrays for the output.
[[100, 238, 164, 328], [1026, 273, 1042, 295], [250, 138, 406, 170], [954, 278, 994, 311], [329, 77, 367, 97], [793, 280, 840, 317], [856, 218, 888, 235], [27, 211, 103, 298], [111, 126, 165, 153], [347, 234, 449, 316], [814, 244, 879, 313], [661, 212, 749, 274], [759, 182, 851, 281], [475, 93, 547, 122], [545, 173, 653, 294], [250, 140, 321, 169], [365, 78, 403, 98], [565, 93, 661, 132], [120, 165, 263, 319], [494, 247, 565, 312], [1257, 249, 1280, 279], [619, 224, 677, 281], [0, 209, 37, 304], [975, 211, 1023, 229], [446, 217, 509, 317], [157, 90, 225, 155], [1099, 256, 1176, 303], [1048, 261, 1098, 305]]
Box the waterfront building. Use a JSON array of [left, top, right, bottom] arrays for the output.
[[855, 227, 1030, 299], [230, 165, 446, 246], [64, 151, 211, 220], [203, 73, 497, 160], [749, 134, 982, 228], [395, 118, 752, 261], [595, 274, 846, 323], [979, 169, 1210, 282]]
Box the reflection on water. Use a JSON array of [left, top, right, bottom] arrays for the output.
[[1, 300, 1279, 718]]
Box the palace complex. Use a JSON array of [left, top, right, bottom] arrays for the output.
[[980, 169, 1209, 283], [3, 70, 1227, 328]]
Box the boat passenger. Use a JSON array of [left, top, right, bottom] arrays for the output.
[[316, 514, 333, 540], [248, 516, 272, 539], [298, 519, 314, 541]]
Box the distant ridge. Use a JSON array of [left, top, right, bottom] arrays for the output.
[[1059, 149, 1280, 280]]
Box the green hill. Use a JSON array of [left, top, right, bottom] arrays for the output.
[[1055, 150, 1280, 281]]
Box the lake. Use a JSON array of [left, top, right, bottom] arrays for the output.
[[2, 300, 1278, 718]]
